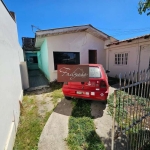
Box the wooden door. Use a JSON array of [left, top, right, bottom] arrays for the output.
[[89, 50, 97, 64]]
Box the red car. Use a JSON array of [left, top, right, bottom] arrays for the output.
[[62, 64, 109, 103]]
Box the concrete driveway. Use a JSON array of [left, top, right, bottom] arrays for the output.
[[38, 87, 116, 150]]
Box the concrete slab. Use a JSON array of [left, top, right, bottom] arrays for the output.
[[28, 70, 49, 88], [38, 99, 73, 150], [91, 86, 116, 150]]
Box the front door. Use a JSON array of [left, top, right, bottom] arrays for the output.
[[139, 46, 150, 71], [89, 50, 97, 64]]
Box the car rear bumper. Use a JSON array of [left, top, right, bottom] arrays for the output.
[[62, 88, 108, 101]]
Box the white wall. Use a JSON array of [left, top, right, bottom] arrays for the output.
[[0, 1, 24, 149], [46, 32, 106, 81], [106, 39, 150, 78]]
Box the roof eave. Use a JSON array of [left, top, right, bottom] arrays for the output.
[[107, 34, 150, 47], [36, 25, 110, 40]]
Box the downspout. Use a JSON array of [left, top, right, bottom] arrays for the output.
[[137, 45, 142, 78], [108, 48, 110, 71]]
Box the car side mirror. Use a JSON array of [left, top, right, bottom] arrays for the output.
[[106, 70, 110, 73]]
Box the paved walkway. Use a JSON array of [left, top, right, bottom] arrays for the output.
[[27, 70, 50, 91], [91, 86, 116, 150], [38, 99, 73, 150], [28, 70, 49, 88]]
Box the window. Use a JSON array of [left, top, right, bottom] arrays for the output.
[[115, 53, 128, 65], [89, 67, 101, 78], [28, 56, 38, 63], [53, 52, 80, 70]]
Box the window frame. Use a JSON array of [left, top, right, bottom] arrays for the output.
[[114, 52, 128, 66], [53, 51, 80, 70]]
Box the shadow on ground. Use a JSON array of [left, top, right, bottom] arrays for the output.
[[101, 126, 150, 150], [54, 98, 73, 116], [101, 130, 112, 150], [54, 98, 106, 118], [24, 87, 52, 96], [25, 81, 63, 96], [28, 69, 49, 88], [91, 101, 106, 119]]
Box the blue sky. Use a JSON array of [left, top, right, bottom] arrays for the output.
[[3, 0, 150, 45]]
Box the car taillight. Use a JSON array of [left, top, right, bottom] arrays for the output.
[[64, 82, 68, 85], [96, 81, 99, 87], [100, 81, 106, 88]]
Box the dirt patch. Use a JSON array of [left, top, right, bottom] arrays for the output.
[[14, 84, 64, 150], [25, 87, 55, 117]]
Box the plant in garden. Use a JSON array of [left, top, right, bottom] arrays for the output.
[[107, 90, 150, 149]]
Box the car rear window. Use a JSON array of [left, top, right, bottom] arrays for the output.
[[89, 67, 101, 78]]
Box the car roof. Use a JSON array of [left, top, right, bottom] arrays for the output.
[[89, 64, 102, 67]]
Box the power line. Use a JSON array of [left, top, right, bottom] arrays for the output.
[[111, 29, 150, 36], [99, 27, 150, 32], [98, 27, 150, 36]]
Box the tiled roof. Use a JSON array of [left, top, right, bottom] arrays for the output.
[[107, 34, 150, 46]]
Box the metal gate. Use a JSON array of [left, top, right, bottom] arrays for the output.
[[111, 70, 150, 150]]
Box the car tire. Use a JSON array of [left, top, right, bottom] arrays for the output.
[[65, 96, 71, 100]]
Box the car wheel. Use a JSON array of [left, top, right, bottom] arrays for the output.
[[65, 96, 71, 100]]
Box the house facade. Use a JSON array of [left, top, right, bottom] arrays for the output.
[[0, 1, 24, 149], [34, 25, 116, 82], [106, 34, 150, 78]]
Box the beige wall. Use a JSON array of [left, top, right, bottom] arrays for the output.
[[106, 38, 150, 78], [139, 44, 150, 71], [46, 32, 106, 81]]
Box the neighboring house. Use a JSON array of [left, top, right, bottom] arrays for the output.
[[33, 25, 116, 82], [0, 1, 26, 149], [22, 37, 39, 70], [106, 34, 150, 78]]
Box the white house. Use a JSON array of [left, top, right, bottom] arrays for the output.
[[0, 1, 25, 149], [35, 25, 116, 82], [106, 34, 150, 78]]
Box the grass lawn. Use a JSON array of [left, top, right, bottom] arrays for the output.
[[67, 100, 105, 150], [13, 83, 63, 150]]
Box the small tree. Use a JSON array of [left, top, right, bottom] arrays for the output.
[[138, 0, 150, 15]]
